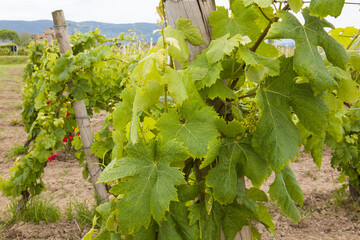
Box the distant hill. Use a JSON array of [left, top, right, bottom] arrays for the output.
[[0, 20, 160, 42]]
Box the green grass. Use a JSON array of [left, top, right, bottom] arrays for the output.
[[7, 144, 29, 159], [0, 65, 10, 78], [0, 56, 28, 65], [5, 196, 61, 225], [66, 199, 96, 230], [13, 103, 22, 110]]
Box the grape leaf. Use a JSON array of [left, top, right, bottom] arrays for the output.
[[269, 166, 303, 223], [188, 202, 222, 240], [221, 203, 252, 240], [329, 27, 359, 48], [157, 102, 218, 158], [206, 34, 251, 64], [175, 18, 205, 45], [98, 140, 188, 234], [201, 80, 238, 101], [158, 18, 203, 63], [288, 0, 303, 12], [162, 67, 201, 104], [200, 138, 222, 169], [267, 8, 349, 94], [237, 46, 280, 78], [209, 2, 261, 41], [253, 57, 329, 172], [70, 78, 93, 100], [187, 51, 223, 89], [328, 66, 359, 103], [158, 202, 199, 240], [206, 139, 270, 204], [131, 48, 165, 82], [309, 0, 345, 18], [243, 0, 272, 8], [113, 87, 135, 130]]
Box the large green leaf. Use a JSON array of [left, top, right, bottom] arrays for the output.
[[157, 102, 218, 158], [158, 202, 199, 240], [221, 203, 252, 240], [206, 34, 251, 64], [237, 46, 280, 82], [131, 48, 165, 82], [113, 87, 135, 131], [269, 166, 303, 222], [188, 202, 222, 240], [98, 140, 188, 234], [187, 51, 223, 89], [158, 18, 203, 63], [267, 8, 349, 94], [201, 80, 238, 101], [206, 139, 270, 204], [162, 67, 202, 104], [253, 57, 329, 172], [288, 0, 303, 12], [209, 1, 261, 41], [309, 0, 345, 18], [175, 18, 205, 45]]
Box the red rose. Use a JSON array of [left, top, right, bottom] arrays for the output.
[[62, 137, 68, 142], [46, 101, 50, 105], [69, 136, 73, 140]]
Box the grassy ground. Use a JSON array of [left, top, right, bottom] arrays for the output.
[[0, 56, 28, 65]]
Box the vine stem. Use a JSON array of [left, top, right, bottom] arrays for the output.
[[230, 4, 289, 90], [347, 29, 360, 50]]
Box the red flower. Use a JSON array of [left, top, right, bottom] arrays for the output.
[[65, 111, 69, 118], [62, 137, 68, 142], [54, 153, 58, 157], [69, 136, 74, 140], [77, 133, 80, 136], [46, 101, 50, 105]]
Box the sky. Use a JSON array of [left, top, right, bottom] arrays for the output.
[[0, 0, 359, 28]]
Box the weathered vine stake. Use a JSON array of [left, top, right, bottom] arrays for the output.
[[165, 0, 253, 239], [164, 1, 252, 239], [52, 10, 108, 203]]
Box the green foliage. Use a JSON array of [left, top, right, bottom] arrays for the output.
[[0, 1, 356, 239], [0, 29, 20, 43], [68, 200, 96, 230], [86, 1, 356, 239], [266, 8, 349, 94], [7, 144, 29, 159], [0, 30, 139, 201], [326, 26, 360, 203], [0, 56, 28, 65], [328, 102, 360, 201], [6, 196, 60, 224]]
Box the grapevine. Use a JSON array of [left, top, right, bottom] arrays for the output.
[[0, 0, 358, 239], [83, 1, 358, 239]]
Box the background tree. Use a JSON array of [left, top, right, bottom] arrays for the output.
[[18, 31, 33, 47], [0, 29, 20, 44]]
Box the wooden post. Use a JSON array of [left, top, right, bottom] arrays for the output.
[[52, 10, 109, 204], [164, 1, 252, 239]]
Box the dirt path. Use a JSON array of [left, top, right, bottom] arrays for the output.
[[0, 64, 359, 240]]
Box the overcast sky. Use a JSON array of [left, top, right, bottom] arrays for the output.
[[0, 0, 359, 28]]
